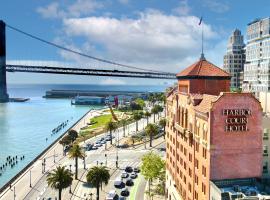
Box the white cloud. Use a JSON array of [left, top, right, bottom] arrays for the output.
[[203, 0, 230, 13], [62, 10, 218, 73], [100, 78, 126, 85], [37, 0, 103, 19], [173, 0, 191, 16], [36, 2, 64, 19]]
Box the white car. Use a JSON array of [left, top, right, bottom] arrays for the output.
[[106, 190, 119, 200]]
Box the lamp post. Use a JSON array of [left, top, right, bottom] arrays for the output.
[[89, 193, 93, 200], [43, 158, 46, 173], [29, 170, 32, 188], [53, 150, 56, 163], [83, 157, 86, 170], [105, 154, 107, 166], [13, 186, 16, 200], [69, 164, 72, 194]]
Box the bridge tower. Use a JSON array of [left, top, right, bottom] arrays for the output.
[[0, 20, 9, 102]]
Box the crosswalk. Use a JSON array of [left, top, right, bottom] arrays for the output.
[[72, 160, 141, 200]]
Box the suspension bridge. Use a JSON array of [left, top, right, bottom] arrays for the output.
[[0, 20, 176, 103]]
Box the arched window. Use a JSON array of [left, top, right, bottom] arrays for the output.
[[203, 124, 208, 141]]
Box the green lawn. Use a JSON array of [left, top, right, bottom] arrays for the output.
[[88, 114, 112, 130]]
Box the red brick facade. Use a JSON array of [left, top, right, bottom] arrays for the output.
[[166, 58, 262, 200]]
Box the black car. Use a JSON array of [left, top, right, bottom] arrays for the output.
[[119, 197, 126, 200], [120, 188, 129, 197], [133, 167, 140, 173], [125, 178, 134, 186], [125, 166, 133, 173]]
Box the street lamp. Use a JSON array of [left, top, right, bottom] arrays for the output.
[[53, 150, 56, 163], [43, 158, 46, 173], [83, 157, 86, 170], [105, 154, 107, 166], [69, 164, 72, 194], [13, 186, 16, 200], [29, 170, 32, 188]]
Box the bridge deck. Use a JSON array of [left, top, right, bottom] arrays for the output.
[[6, 65, 176, 79]]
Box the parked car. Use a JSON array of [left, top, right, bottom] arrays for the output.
[[120, 188, 129, 197], [114, 177, 124, 188], [125, 178, 134, 186], [130, 172, 137, 179], [121, 172, 129, 178], [106, 190, 119, 200], [119, 197, 126, 200], [125, 166, 133, 173], [117, 144, 129, 148], [133, 167, 140, 173]]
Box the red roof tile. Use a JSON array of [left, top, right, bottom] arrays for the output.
[[176, 59, 230, 78]]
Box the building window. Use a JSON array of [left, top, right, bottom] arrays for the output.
[[195, 191, 198, 200], [188, 183, 192, 192], [195, 142, 199, 152], [203, 147, 207, 159], [203, 124, 208, 140], [195, 174, 198, 185], [189, 168, 192, 177], [195, 159, 199, 169], [263, 129, 269, 140], [184, 148, 187, 156], [202, 166, 206, 177], [263, 145, 268, 156], [202, 183, 206, 195], [189, 153, 192, 162]]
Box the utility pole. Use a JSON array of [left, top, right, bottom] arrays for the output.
[[0, 20, 9, 103]]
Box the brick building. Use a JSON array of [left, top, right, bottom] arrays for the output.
[[165, 56, 263, 200]]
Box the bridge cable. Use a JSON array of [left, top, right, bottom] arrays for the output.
[[6, 23, 174, 74]]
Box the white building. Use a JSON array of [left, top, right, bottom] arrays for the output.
[[243, 17, 270, 94], [223, 29, 245, 89]]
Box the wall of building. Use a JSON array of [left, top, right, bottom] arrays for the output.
[[210, 93, 262, 180], [259, 92, 270, 113], [178, 79, 230, 96]]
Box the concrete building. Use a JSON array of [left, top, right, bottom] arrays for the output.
[[165, 56, 265, 200], [263, 117, 270, 179], [223, 29, 245, 89], [243, 17, 270, 94]]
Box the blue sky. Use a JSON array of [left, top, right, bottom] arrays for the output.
[[0, 0, 269, 85]]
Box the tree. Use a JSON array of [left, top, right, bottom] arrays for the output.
[[151, 106, 159, 123], [159, 118, 167, 139], [145, 123, 159, 147], [69, 144, 85, 180], [68, 130, 78, 142], [86, 166, 110, 200], [141, 152, 165, 198], [144, 111, 151, 125], [59, 135, 73, 155], [46, 166, 73, 200], [105, 120, 118, 145], [121, 119, 128, 137], [135, 98, 146, 108], [133, 111, 142, 132]]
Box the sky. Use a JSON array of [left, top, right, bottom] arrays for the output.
[[1, 0, 270, 85]]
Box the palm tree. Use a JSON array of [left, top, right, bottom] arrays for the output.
[[46, 166, 73, 200], [159, 118, 167, 139], [151, 106, 159, 123], [86, 166, 110, 200], [156, 105, 164, 119], [133, 111, 142, 132], [105, 120, 118, 145], [145, 123, 159, 147], [69, 144, 85, 180], [121, 119, 128, 137], [144, 111, 151, 125]]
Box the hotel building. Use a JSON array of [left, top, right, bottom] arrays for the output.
[[165, 56, 265, 200], [223, 29, 245, 89], [243, 17, 270, 94]]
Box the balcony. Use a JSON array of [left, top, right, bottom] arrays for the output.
[[175, 123, 185, 133]]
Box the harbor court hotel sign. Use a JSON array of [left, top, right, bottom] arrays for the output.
[[222, 109, 251, 132]]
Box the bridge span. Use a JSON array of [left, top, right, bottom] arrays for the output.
[[6, 65, 176, 79]]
